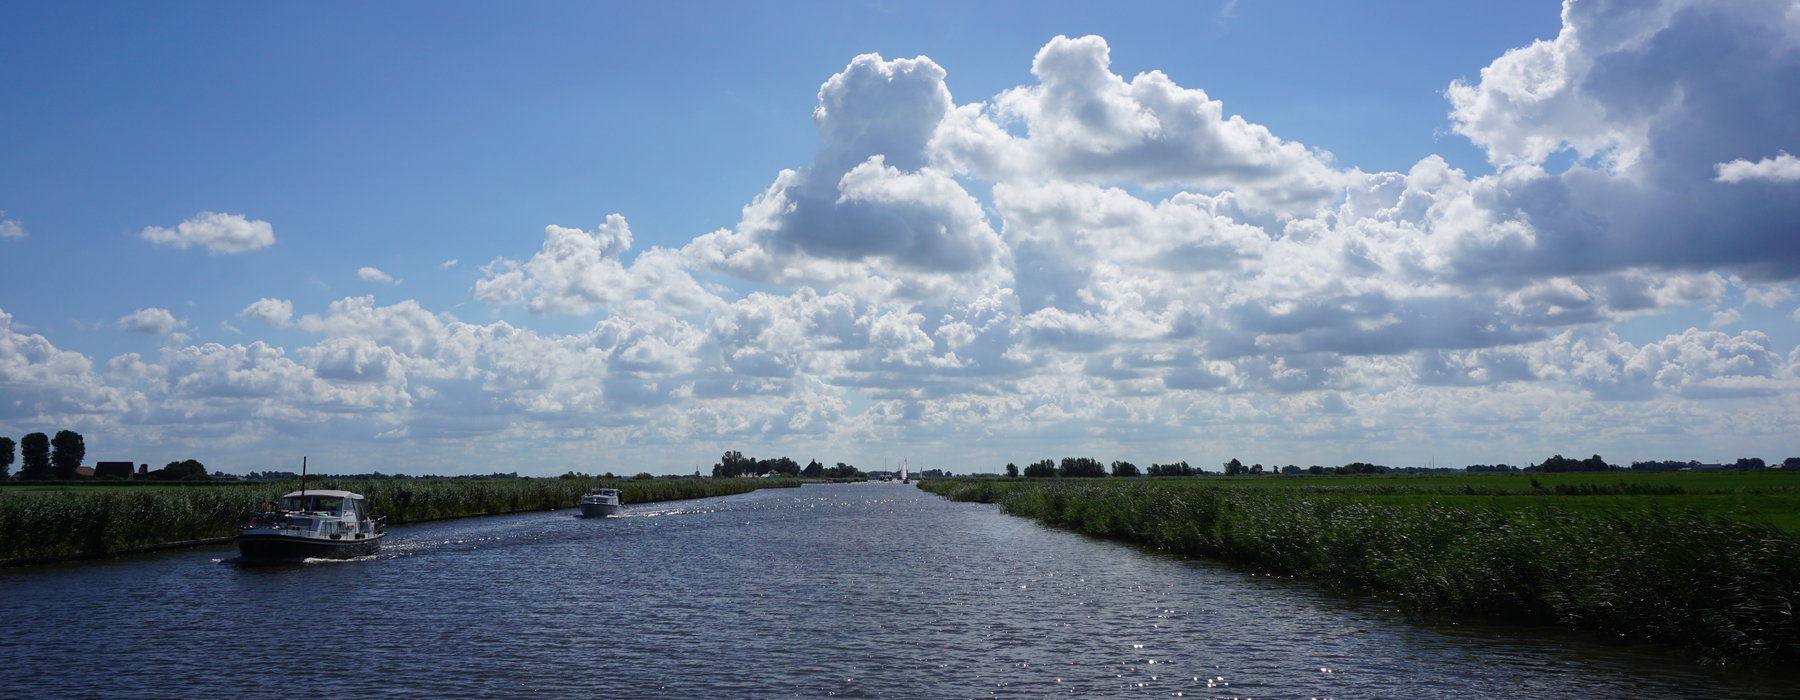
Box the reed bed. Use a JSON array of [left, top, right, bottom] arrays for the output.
[[0, 477, 798, 565], [919, 478, 1800, 666]]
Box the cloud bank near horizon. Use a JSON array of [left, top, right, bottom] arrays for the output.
[[4, 0, 1797, 473]]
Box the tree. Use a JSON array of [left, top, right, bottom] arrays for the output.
[[50, 430, 85, 479], [0, 436, 13, 479], [1060, 457, 1105, 478], [1534, 454, 1610, 473], [1110, 460, 1140, 477], [1734, 457, 1767, 470], [825, 462, 864, 479], [713, 450, 754, 478], [1785, 457, 1800, 470], [1004, 462, 1019, 477], [1223, 458, 1245, 476], [19, 432, 50, 480], [1148, 461, 1194, 476], [154, 459, 209, 481], [1023, 459, 1057, 477], [766, 456, 801, 477]]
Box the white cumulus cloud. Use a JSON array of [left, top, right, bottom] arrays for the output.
[[471, 214, 709, 317], [0, 211, 25, 239], [1715, 152, 1800, 183], [139, 211, 276, 254], [240, 298, 294, 327], [118, 307, 182, 335], [358, 266, 400, 285], [933, 34, 1343, 214], [684, 52, 1007, 296]]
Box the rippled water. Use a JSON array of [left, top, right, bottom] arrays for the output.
[[2, 483, 1790, 698]]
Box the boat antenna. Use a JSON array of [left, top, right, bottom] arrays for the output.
[[300, 456, 307, 499]]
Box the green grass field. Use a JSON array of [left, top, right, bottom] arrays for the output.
[[1054, 471, 1800, 531]]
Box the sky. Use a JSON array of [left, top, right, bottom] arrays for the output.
[[3, 0, 1798, 476]]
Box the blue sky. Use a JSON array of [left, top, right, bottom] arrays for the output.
[[3, 0, 1797, 476]]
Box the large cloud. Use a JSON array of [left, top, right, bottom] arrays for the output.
[[685, 53, 1007, 295], [1443, 0, 1800, 280], [933, 35, 1344, 214]]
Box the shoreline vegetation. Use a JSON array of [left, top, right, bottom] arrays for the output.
[[917, 473, 1800, 667], [0, 476, 803, 566]]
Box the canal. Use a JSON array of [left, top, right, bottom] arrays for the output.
[[0, 482, 1788, 697]]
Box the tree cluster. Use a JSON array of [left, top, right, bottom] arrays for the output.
[[1060, 457, 1106, 478], [1530, 454, 1615, 472], [1, 430, 85, 480], [143, 459, 210, 481], [824, 462, 865, 479], [1145, 461, 1195, 476], [711, 450, 802, 478]]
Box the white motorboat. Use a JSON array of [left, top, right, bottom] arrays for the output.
[[577, 488, 623, 518], [237, 489, 386, 561]]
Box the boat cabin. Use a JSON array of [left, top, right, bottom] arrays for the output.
[[276, 490, 371, 520]]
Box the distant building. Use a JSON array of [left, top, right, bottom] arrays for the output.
[[75, 466, 95, 478], [95, 461, 135, 479]]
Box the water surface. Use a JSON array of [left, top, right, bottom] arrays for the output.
[[1, 482, 1787, 698]]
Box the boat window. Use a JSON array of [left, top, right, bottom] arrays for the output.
[[277, 495, 347, 513]]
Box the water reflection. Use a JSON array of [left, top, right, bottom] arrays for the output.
[[0, 483, 1791, 698]]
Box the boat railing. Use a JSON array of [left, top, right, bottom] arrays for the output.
[[239, 509, 386, 536], [239, 511, 294, 531]]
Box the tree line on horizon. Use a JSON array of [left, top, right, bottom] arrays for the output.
[[998, 453, 1800, 478]]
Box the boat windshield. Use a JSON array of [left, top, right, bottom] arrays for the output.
[[277, 495, 347, 514]]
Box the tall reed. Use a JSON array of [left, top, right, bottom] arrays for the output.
[[920, 479, 1800, 666]]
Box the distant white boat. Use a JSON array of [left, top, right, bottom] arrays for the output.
[[237, 489, 386, 561], [577, 488, 623, 518]]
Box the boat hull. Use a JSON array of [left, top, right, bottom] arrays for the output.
[[578, 502, 622, 518], [237, 531, 385, 561]]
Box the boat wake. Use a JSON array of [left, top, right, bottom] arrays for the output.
[[218, 553, 381, 567]]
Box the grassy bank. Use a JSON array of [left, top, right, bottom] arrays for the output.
[[919, 476, 1800, 666], [0, 477, 799, 565]]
